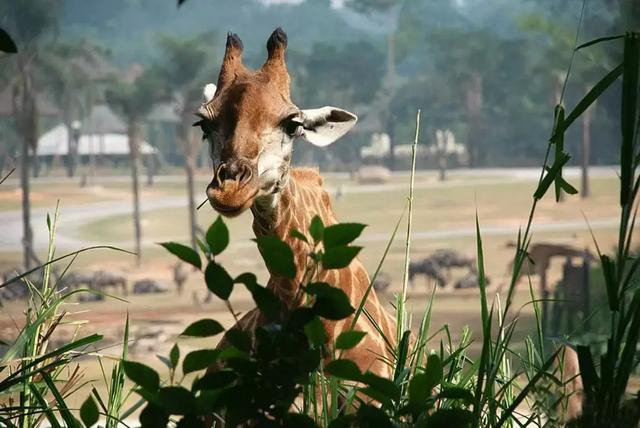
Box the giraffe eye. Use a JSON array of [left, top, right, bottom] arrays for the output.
[[284, 119, 303, 137]]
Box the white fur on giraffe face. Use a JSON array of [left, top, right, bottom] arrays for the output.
[[256, 130, 293, 194]]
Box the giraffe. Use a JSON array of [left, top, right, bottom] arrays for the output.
[[195, 28, 397, 379]]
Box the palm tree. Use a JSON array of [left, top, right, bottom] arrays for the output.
[[1, 0, 63, 269], [106, 70, 167, 265], [155, 33, 215, 251]]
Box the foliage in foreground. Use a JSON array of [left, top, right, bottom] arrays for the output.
[[0, 30, 638, 428]]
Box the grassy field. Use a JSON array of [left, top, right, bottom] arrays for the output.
[[0, 168, 622, 410]]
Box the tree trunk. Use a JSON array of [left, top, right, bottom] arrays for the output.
[[438, 155, 447, 181], [581, 85, 594, 199], [466, 73, 483, 167], [181, 121, 198, 251], [14, 59, 36, 270], [128, 119, 142, 266], [387, 32, 396, 88], [186, 158, 197, 251]]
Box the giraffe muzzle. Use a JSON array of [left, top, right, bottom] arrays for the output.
[[206, 158, 258, 217]]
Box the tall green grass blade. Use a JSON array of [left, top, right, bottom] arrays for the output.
[[575, 34, 624, 50], [349, 204, 406, 330], [0, 334, 102, 385], [495, 348, 561, 427], [42, 373, 80, 428], [28, 384, 62, 428], [620, 34, 639, 206], [558, 63, 624, 137], [398, 109, 421, 341]]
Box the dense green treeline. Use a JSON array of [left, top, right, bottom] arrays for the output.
[[1, 0, 637, 169]]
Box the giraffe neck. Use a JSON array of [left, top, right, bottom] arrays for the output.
[[250, 168, 337, 307]]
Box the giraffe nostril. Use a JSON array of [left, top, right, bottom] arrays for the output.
[[216, 163, 227, 184], [239, 165, 252, 184]]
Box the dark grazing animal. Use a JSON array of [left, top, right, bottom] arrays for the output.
[[409, 259, 446, 288], [92, 271, 127, 295], [430, 249, 476, 279], [454, 273, 491, 289], [133, 279, 169, 294], [372, 272, 392, 293], [61, 271, 95, 291]]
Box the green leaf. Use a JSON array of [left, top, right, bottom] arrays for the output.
[[206, 216, 229, 256], [323, 223, 366, 248], [576, 345, 599, 394], [304, 316, 328, 347], [361, 372, 400, 401], [123, 360, 160, 392], [181, 319, 225, 337], [196, 237, 210, 255], [322, 246, 362, 269], [551, 105, 566, 202], [158, 386, 196, 415], [140, 403, 169, 427], [438, 387, 474, 403], [182, 349, 222, 375], [325, 359, 362, 381], [428, 408, 474, 427], [335, 330, 367, 350], [193, 370, 237, 391], [159, 242, 201, 270], [309, 215, 325, 242], [307, 282, 355, 320], [289, 228, 309, 243], [80, 395, 99, 427], [423, 354, 443, 391], [225, 329, 252, 352], [170, 344, 180, 368], [0, 28, 17, 54], [205, 261, 233, 300], [409, 373, 431, 411], [157, 355, 172, 370], [283, 413, 318, 428], [254, 235, 296, 279], [533, 151, 571, 200], [558, 62, 623, 137], [236, 273, 281, 321]]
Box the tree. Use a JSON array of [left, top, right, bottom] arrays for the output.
[[520, 12, 609, 198], [39, 42, 110, 177], [155, 33, 215, 251], [1, 0, 62, 270], [106, 70, 167, 266]]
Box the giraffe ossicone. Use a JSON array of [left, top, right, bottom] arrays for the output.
[[197, 27, 397, 379]]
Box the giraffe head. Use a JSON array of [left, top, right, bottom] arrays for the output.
[[195, 28, 357, 217]]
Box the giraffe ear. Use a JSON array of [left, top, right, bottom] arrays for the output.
[[300, 106, 358, 147], [203, 83, 217, 102]]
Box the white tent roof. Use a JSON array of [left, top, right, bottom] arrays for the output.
[[36, 124, 158, 156]]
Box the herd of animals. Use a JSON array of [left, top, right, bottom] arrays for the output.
[[1, 242, 592, 304], [373, 248, 487, 293], [0, 262, 190, 304]]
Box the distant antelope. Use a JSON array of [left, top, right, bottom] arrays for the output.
[[173, 262, 189, 295]]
